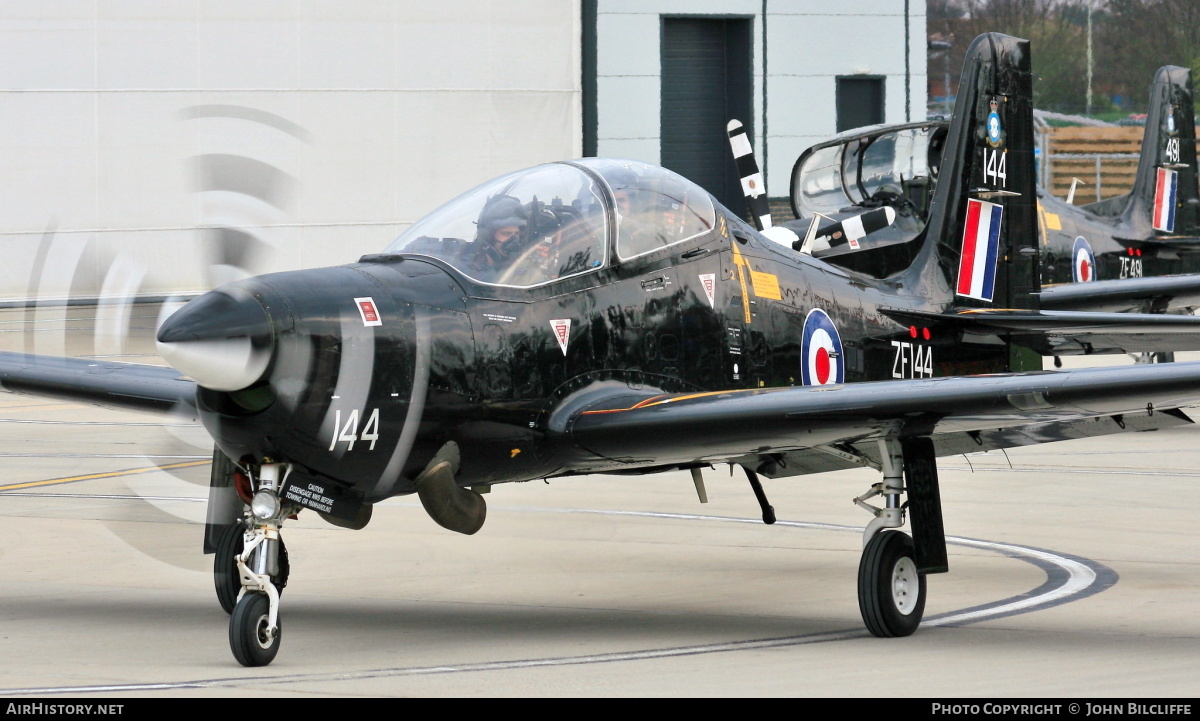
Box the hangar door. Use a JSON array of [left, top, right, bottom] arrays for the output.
[[660, 17, 752, 216]]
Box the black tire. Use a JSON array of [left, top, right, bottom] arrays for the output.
[[214, 523, 244, 614], [229, 592, 281, 667], [858, 530, 926, 637], [215, 524, 290, 615]]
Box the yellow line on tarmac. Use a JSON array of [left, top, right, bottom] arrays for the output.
[[0, 460, 210, 491]]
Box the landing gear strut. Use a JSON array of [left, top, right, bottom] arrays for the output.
[[212, 454, 290, 615], [852, 436, 946, 637], [215, 519, 289, 615], [226, 461, 294, 667]]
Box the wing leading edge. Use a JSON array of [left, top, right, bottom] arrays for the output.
[[563, 362, 1200, 476], [0, 351, 197, 415]]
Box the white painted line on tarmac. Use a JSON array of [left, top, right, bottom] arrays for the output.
[[0, 508, 1108, 696]]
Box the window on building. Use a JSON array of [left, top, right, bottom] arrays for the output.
[[837, 76, 885, 133]]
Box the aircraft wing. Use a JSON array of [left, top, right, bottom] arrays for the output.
[[565, 362, 1200, 477], [880, 306, 1200, 355], [1039, 275, 1200, 313], [0, 351, 197, 415]]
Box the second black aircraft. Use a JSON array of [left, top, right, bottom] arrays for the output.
[[772, 64, 1200, 317]]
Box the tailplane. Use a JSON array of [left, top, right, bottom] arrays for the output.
[[905, 32, 1039, 311]]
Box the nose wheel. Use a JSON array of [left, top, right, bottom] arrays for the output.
[[229, 591, 281, 666], [858, 530, 926, 637]]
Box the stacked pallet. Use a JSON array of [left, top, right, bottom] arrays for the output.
[[768, 197, 796, 224], [1043, 126, 1143, 203]]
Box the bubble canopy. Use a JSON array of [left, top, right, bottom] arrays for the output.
[[386, 159, 717, 287]]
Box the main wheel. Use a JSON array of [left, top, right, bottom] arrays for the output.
[[229, 592, 280, 667], [858, 530, 926, 637], [214, 523, 290, 615]]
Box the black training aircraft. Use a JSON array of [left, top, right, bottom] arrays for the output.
[[762, 63, 1200, 318], [10, 33, 1200, 667]]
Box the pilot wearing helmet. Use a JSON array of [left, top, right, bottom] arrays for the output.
[[619, 193, 686, 258], [469, 195, 529, 280]]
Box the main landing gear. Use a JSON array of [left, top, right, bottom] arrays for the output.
[[216, 461, 294, 667], [851, 436, 946, 637], [1134, 351, 1175, 364], [858, 530, 925, 636]]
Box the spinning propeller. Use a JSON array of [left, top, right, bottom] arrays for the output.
[[9, 104, 315, 571]]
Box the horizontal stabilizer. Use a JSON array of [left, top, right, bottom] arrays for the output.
[[880, 306, 1200, 355], [1040, 274, 1200, 313], [1126, 235, 1200, 250]]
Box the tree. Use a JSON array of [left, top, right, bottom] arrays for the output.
[[1096, 0, 1200, 113], [932, 0, 1200, 117]]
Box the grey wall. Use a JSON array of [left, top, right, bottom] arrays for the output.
[[0, 1, 581, 303], [0, 0, 926, 307], [594, 0, 926, 206]]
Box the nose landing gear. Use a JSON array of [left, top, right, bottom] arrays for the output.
[[220, 461, 293, 667], [215, 520, 289, 615]]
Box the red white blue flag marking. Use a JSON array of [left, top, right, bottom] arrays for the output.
[[1153, 167, 1178, 233], [957, 198, 1003, 302]]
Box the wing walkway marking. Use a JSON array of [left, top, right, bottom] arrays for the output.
[[0, 508, 1114, 696]]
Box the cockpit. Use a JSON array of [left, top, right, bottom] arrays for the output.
[[386, 159, 717, 288], [791, 121, 948, 222]]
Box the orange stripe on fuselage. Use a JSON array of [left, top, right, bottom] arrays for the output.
[[579, 388, 767, 415]]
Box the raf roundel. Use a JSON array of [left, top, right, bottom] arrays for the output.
[[1072, 236, 1096, 283], [801, 308, 844, 386]]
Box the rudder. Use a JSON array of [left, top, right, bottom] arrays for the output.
[[906, 33, 1039, 311], [1131, 66, 1200, 236]]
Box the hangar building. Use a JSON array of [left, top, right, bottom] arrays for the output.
[[0, 1, 923, 301]]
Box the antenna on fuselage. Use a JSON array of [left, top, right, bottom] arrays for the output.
[[1066, 177, 1086, 205]]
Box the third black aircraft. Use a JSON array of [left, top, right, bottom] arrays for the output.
[[765, 64, 1200, 317], [8, 33, 1200, 668]]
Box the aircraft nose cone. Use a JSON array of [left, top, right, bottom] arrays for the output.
[[156, 288, 274, 391], [157, 288, 272, 343]]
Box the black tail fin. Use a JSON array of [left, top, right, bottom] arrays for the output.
[[906, 32, 1039, 311], [1127, 66, 1200, 236]]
